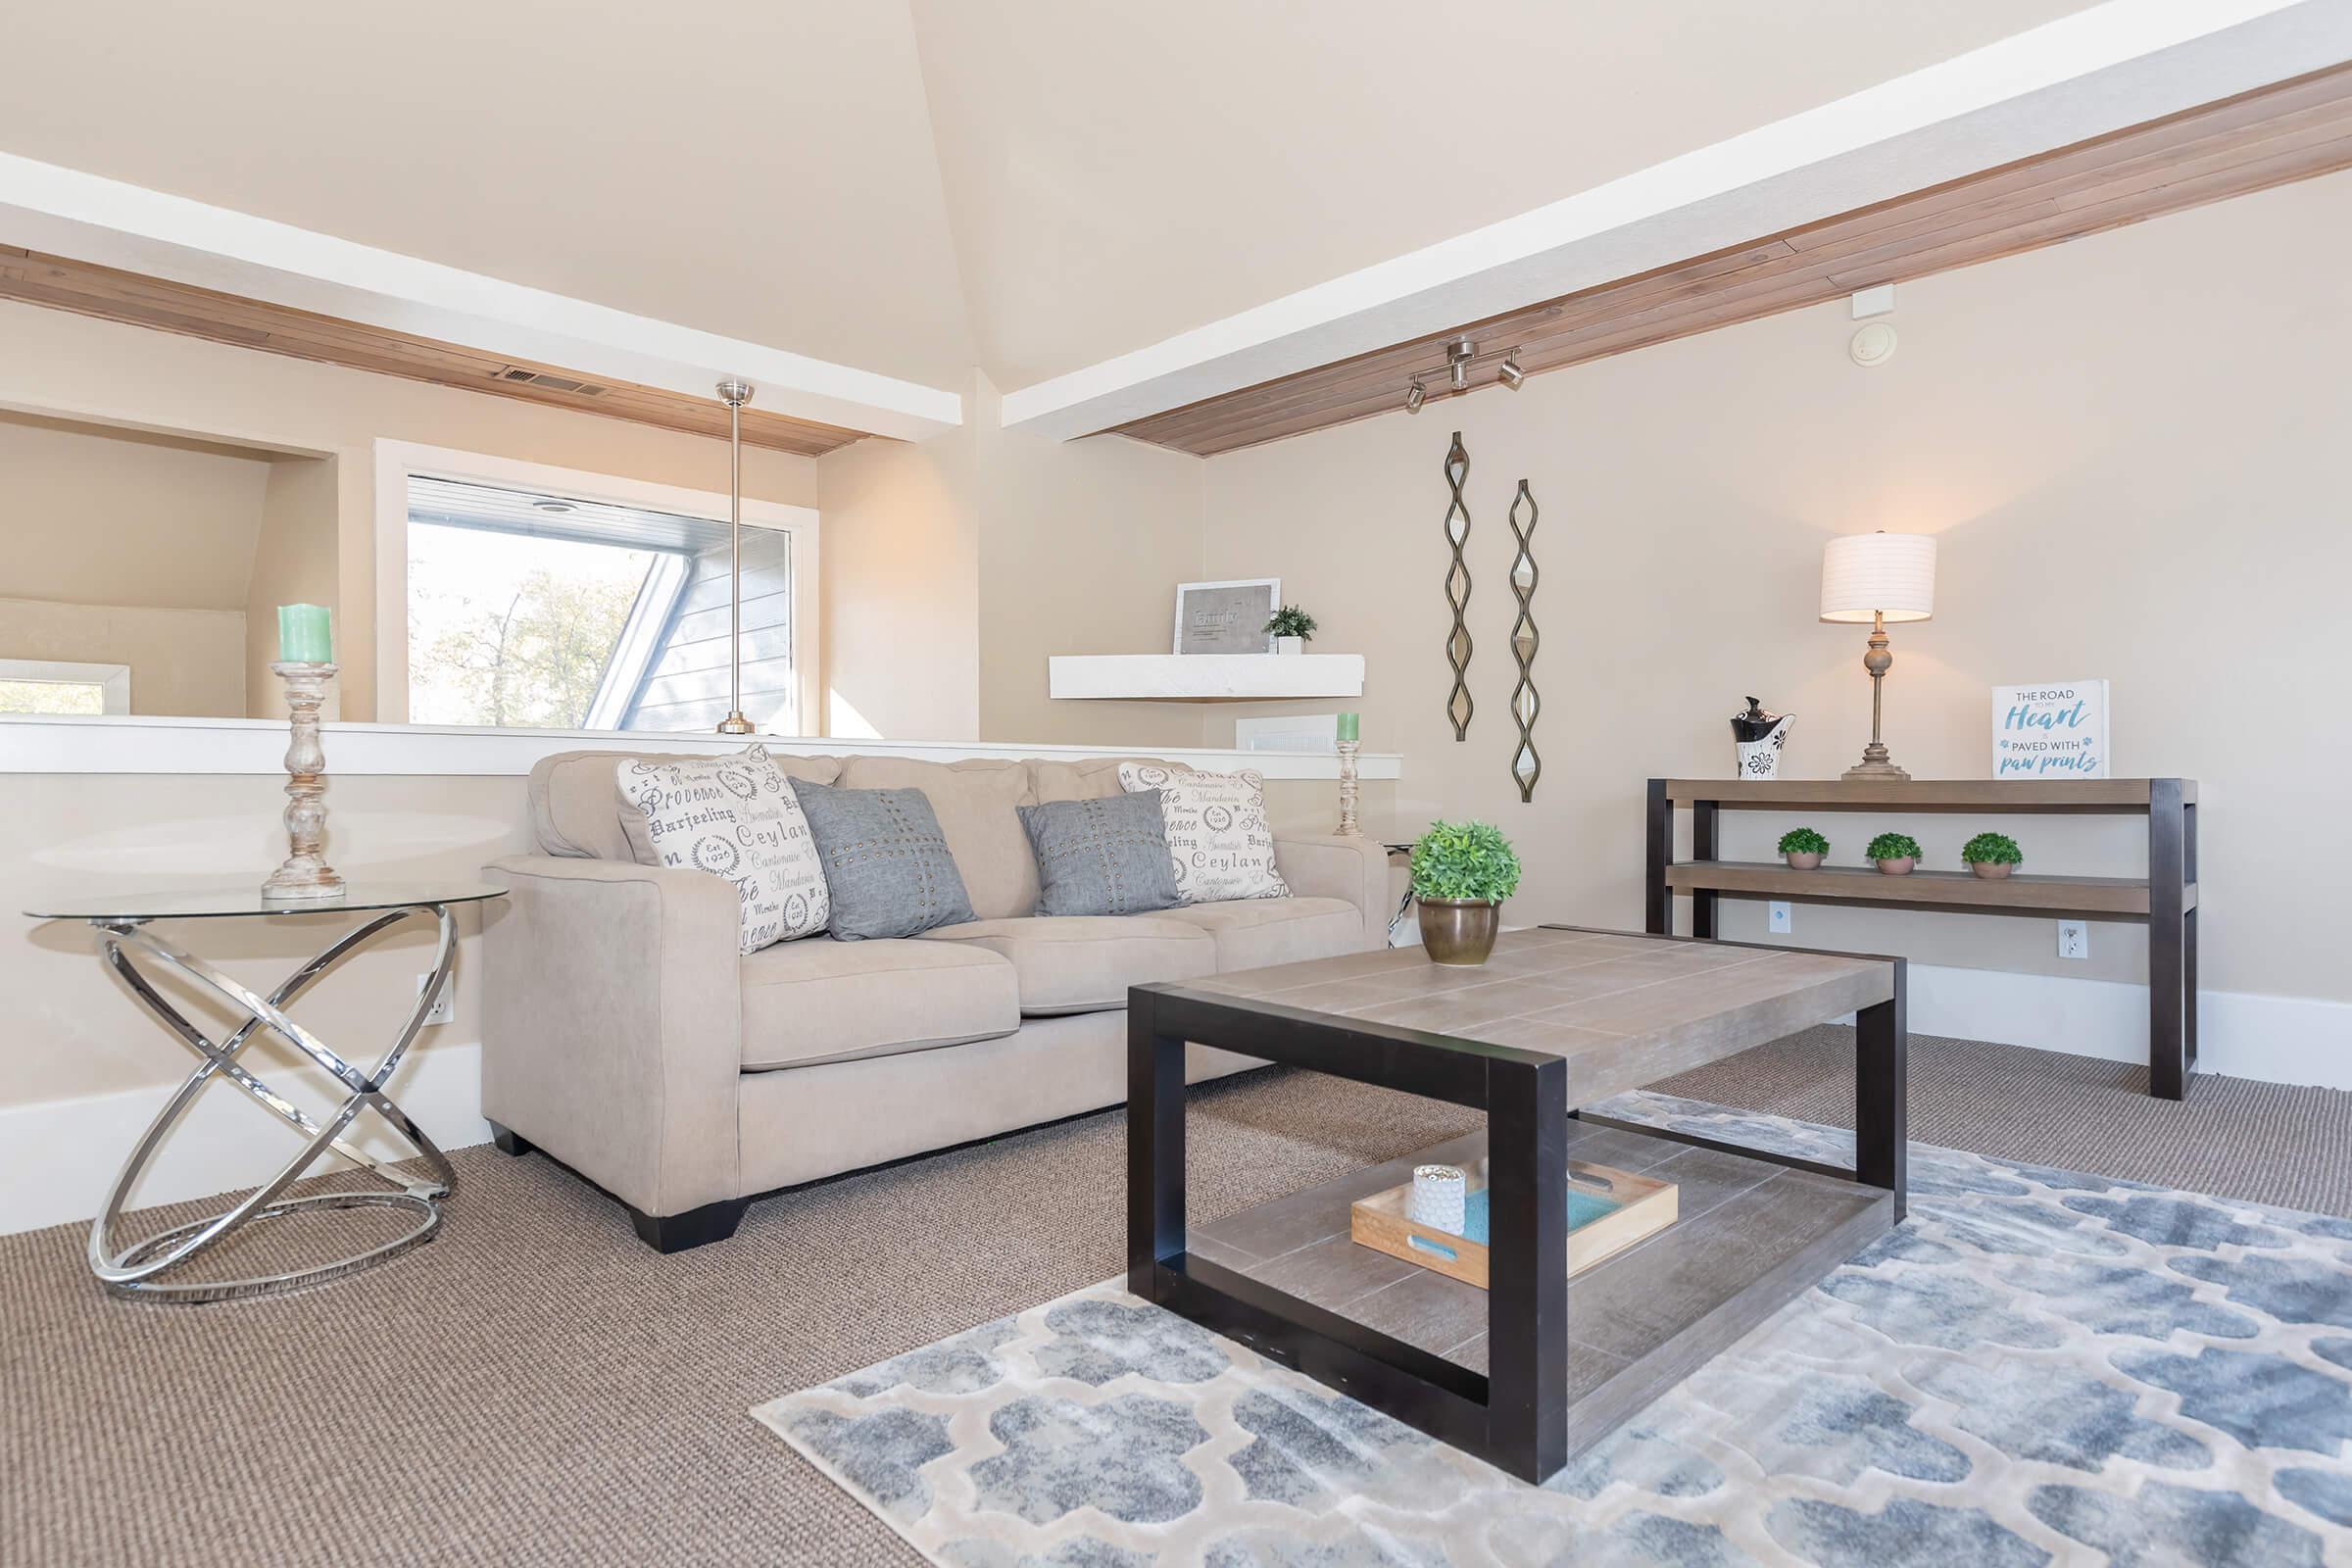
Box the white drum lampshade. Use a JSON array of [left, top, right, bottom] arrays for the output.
[[1820, 531, 1936, 624], [1819, 531, 1936, 779]]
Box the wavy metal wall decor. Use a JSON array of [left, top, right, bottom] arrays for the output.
[[1507, 478, 1541, 801], [1442, 432, 1473, 740]]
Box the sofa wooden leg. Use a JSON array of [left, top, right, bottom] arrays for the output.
[[627, 1199, 750, 1254], [489, 1121, 535, 1157]]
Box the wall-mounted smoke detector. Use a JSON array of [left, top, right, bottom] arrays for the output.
[[493, 366, 607, 396], [1848, 322, 1898, 368]]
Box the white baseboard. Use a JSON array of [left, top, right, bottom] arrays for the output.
[[4, 968, 2347, 1238], [1901, 964, 2352, 1091], [0, 1042, 490, 1238]]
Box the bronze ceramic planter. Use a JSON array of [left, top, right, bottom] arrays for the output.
[[1418, 898, 1502, 965]]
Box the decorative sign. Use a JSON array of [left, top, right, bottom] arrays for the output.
[[1992, 680, 2110, 778], [1172, 578, 1280, 655]]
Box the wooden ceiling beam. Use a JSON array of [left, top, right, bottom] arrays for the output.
[[0, 249, 874, 459]]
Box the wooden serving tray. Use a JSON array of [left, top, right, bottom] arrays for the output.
[[1349, 1158, 1678, 1289]]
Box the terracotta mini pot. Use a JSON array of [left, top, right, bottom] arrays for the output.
[[1875, 857, 1916, 876], [1969, 860, 2015, 880], [1418, 898, 1501, 965], [1784, 851, 1823, 870]]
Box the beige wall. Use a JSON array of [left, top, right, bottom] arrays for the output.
[[819, 372, 1208, 750], [1198, 169, 2352, 1004], [0, 595, 246, 716], [243, 457, 341, 717], [0, 303, 825, 724], [817, 392, 985, 740]]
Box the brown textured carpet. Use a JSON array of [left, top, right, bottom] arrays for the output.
[[8, 1033, 2351, 1566]]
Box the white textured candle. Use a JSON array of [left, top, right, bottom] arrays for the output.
[[1406, 1164, 1467, 1235]]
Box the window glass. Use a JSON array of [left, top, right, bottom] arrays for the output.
[[405, 477, 797, 732]]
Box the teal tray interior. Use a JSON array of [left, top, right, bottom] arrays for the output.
[[1407, 1184, 1623, 1260]]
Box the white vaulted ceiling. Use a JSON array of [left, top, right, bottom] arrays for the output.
[[12, 0, 2348, 440]]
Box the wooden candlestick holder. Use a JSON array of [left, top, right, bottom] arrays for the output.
[[262, 662, 346, 900]]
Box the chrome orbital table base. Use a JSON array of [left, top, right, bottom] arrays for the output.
[[88, 905, 459, 1303]]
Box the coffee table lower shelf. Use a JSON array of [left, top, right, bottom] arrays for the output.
[[1177, 1122, 1889, 1471]]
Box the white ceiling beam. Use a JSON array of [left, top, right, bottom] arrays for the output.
[[0, 155, 963, 442], [1002, 0, 2352, 441]]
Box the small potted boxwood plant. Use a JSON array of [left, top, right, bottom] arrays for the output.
[[1778, 827, 1829, 870], [1961, 830, 2024, 880], [1866, 831, 1922, 876], [1411, 820, 1522, 966], [1264, 604, 1317, 655]]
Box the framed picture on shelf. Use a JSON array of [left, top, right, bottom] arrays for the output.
[[1991, 679, 2110, 778], [1172, 578, 1281, 655]]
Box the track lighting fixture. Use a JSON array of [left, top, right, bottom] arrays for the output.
[[1497, 354, 1525, 390], [1405, 379, 1427, 414]]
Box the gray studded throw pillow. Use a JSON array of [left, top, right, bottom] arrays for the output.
[[789, 779, 977, 940], [1118, 763, 1290, 904], [617, 747, 829, 955], [1017, 791, 1182, 917]]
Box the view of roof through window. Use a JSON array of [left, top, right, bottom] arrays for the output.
[[406, 476, 794, 733]]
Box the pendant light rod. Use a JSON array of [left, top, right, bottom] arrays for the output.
[[715, 379, 757, 735]]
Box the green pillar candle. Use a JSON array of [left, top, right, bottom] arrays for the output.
[[277, 604, 333, 663], [1336, 711, 1359, 743]]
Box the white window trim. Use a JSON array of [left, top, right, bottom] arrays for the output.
[[0, 659, 131, 714], [373, 440, 819, 734]]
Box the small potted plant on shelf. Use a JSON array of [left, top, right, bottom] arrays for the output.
[[1961, 831, 2024, 880], [1264, 605, 1317, 655], [1866, 831, 1922, 876], [1411, 820, 1522, 966], [1778, 827, 1829, 870]]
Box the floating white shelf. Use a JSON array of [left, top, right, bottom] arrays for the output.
[[1049, 653, 1365, 703]]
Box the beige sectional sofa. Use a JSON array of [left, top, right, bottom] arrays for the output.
[[482, 750, 1389, 1250]]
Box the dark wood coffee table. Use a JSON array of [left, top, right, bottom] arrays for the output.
[[1127, 924, 1904, 1484]]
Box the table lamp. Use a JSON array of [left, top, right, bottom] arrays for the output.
[[1819, 531, 1936, 780]]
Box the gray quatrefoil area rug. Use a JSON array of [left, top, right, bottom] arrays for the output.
[[752, 1093, 2352, 1567]]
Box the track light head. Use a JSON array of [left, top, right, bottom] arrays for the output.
[[1498, 355, 1525, 390], [1446, 336, 1475, 393], [1405, 380, 1427, 414]]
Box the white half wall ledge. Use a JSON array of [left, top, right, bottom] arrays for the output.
[[1000, 0, 2352, 440], [0, 153, 962, 443], [0, 713, 1400, 781]]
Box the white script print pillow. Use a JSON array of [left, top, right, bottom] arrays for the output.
[[618, 747, 830, 954], [1118, 763, 1290, 904]]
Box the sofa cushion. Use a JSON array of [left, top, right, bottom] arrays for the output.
[[529, 747, 843, 862], [1160, 897, 1369, 972], [840, 757, 1038, 919], [616, 748, 830, 954], [918, 915, 1214, 1015], [739, 937, 1018, 1071], [792, 780, 977, 940], [1018, 791, 1182, 917]]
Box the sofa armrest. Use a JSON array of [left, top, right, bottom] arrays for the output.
[[482, 854, 743, 1216], [1274, 834, 1394, 951]]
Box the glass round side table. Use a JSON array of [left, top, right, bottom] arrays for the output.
[[24, 882, 507, 1303]]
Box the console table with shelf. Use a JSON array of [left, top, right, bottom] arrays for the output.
[[1644, 777, 2199, 1100]]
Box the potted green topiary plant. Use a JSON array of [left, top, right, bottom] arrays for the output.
[[1778, 827, 1830, 870], [1961, 830, 2024, 880], [1410, 820, 1522, 965], [1264, 605, 1317, 655], [1865, 831, 1922, 876]]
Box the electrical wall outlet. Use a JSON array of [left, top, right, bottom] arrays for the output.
[[2057, 921, 2088, 960], [1768, 901, 1793, 934], [416, 972, 455, 1026]]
